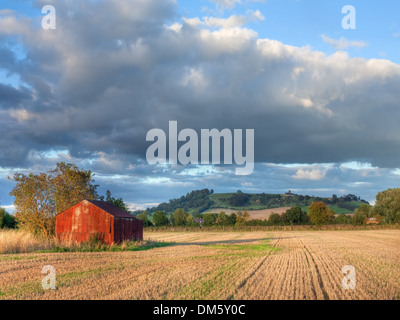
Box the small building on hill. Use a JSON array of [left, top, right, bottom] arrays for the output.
[[56, 199, 143, 244]]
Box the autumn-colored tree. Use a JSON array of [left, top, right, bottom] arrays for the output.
[[308, 202, 334, 226], [10, 173, 56, 237], [9, 162, 98, 237], [51, 162, 98, 214], [235, 211, 250, 227]]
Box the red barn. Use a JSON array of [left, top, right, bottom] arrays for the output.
[[56, 199, 143, 244]]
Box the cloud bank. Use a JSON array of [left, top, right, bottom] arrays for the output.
[[1, 0, 400, 206]]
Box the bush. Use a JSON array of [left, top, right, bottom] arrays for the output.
[[268, 213, 282, 226], [172, 209, 190, 226], [374, 188, 400, 224], [283, 207, 309, 225], [308, 202, 334, 226], [203, 213, 218, 226], [0, 208, 17, 229], [335, 214, 352, 225], [153, 211, 169, 227], [136, 211, 153, 227], [353, 204, 373, 225]]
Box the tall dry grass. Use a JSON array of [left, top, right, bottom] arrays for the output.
[[0, 229, 53, 254], [0, 230, 171, 254]]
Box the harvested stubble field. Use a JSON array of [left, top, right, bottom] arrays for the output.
[[1, 230, 400, 300]]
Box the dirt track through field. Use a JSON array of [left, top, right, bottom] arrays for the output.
[[1, 230, 400, 300]]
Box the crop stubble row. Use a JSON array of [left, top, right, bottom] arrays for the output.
[[0, 230, 399, 300]]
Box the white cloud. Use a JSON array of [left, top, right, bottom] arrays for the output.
[[210, 0, 265, 10], [340, 162, 378, 170], [1, 205, 15, 213], [321, 35, 367, 50], [205, 11, 264, 28], [293, 168, 327, 181], [128, 202, 160, 211]]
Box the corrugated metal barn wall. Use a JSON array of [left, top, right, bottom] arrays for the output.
[[56, 200, 144, 245], [114, 218, 143, 243], [55, 202, 114, 244]]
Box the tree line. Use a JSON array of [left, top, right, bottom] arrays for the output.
[[2, 162, 400, 237], [137, 203, 328, 228], [137, 197, 400, 228], [226, 191, 368, 208], [141, 189, 214, 215]]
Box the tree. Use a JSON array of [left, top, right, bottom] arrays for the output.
[[51, 162, 98, 214], [172, 209, 189, 226], [374, 188, 400, 224], [335, 214, 352, 225], [0, 208, 6, 228], [235, 211, 250, 227], [137, 211, 152, 227], [268, 213, 282, 226], [0, 208, 17, 229], [217, 211, 229, 226], [186, 214, 195, 226], [153, 211, 169, 227], [9, 162, 99, 237], [308, 202, 334, 226], [284, 207, 308, 225], [227, 213, 237, 226], [229, 193, 249, 207], [353, 204, 373, 225], [99, 190, 129, 211], [203, 213, 217, 226], [10, 172, 55, 237]]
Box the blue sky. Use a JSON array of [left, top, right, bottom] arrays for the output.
[[1, 0, 400, 211], [180, 0, 400, 62]]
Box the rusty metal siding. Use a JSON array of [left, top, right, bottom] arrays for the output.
[[113, 218, 143, 242], [56, 200, 143, 244], [134, 218, 143, 241], [56, 201, 114, 244]]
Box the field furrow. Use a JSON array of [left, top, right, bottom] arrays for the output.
[[1, 230, 400, 300]]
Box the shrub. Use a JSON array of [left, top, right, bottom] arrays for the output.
[[308, 202, 334, 226], [268, 213, 282, 226], [153, 211, 169, 227]]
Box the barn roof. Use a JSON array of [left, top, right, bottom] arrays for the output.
[[85, 199, 134, 219]]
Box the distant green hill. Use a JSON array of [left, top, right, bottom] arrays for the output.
[[135, 189, 369, 216]]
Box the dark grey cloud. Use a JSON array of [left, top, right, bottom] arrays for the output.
[[1, 2, 400, 170], [1, 0, 400, 208]]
